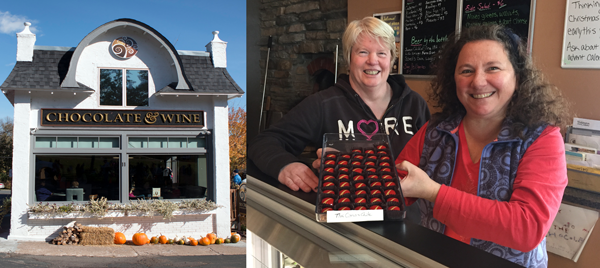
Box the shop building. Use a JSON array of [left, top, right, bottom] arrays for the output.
[[1, 19, 243, 241]]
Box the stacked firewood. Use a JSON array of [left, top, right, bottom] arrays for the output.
[[51, 222, 83, 245]]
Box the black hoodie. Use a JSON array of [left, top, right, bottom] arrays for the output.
[[249, 74, 431, 179]]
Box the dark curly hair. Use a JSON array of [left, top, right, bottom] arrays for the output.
[[429, 24, 570, 133]]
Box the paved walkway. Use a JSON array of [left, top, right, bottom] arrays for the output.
[[0, 238, 246, 257]]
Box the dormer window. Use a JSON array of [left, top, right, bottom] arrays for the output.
[[99, 68, 148, 106]]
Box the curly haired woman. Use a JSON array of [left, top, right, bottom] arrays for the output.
[[395, 24, 570, 268]]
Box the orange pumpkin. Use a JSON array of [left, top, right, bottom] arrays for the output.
[[215, 237, 224, 244], [231, 233, 241, 243], [114, 232, 126, 244], [198, 236, 211, 246], [206, 233, 217, 244], [158, 234, 168, 244], [189, 238, 198, 246], [132, 233, 149, 246]]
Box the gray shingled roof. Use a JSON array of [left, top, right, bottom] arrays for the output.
[[0, 49, 93, 91], [1, 49, 244, 96], [158, 54, 244, 94]]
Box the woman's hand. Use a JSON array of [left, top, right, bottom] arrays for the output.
[[396, 161, 441, 203], [278, 162, 319, 192]]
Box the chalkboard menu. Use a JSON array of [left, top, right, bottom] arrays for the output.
[[461, 0, 535, 48], [561, 0, 600, 69], [401, 0, 458, 75]]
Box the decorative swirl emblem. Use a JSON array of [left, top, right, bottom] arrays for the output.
[[111, 37, 138, 59], [144, 112, 159, 124]]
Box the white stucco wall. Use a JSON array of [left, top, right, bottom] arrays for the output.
[[8, 91, 32, 240], [212, 96, 231, 237]]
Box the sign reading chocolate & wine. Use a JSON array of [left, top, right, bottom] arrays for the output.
[[40, 109, 205, 127]]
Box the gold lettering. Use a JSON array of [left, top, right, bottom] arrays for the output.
[[46, 112, 57, 122], [134, 114, 141, 123], [104, 113, 113, 122], [70, 113, 81, 122], [193, 114, 200, 123], [182, 114, 192, 123], [114, 114, 124, 123], [124, 113, 132, 122], [58, 113, 69, 122], [82, 113, 92, 122], [93, 113, 104, 122], [161, 114, 174, 122], [176, 114, 181, 123]]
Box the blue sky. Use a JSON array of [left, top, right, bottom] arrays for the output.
[[0, 0, 246, 120]]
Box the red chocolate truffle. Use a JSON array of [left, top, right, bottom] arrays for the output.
[[339, 181, 350, 188], [338, 206, 352, 211], [365, 149, 375, 155], [379, 162, 390, 167], [370, 189, 381, 195], [387, 197, 400, 203], [369, 205, 383, 210], [366, 167, 377, 173], [323, 175, 336, 181], [325, 153, 337, 158], [339, 167, 349, 173], [354, 182, 367, 189], [322, 182, 335, 187], [321, 197, 334, 205], [338, 160, 349, 166], [387, 206, 401, 211], [370, 181, 382, 187], [322, 190, 335, 195], [355, 190, 367, 195], [351, 161, 362, 166], [384, 181, 397, 187], [353, 175, 365, 181], [354, 155, 364, 160], [377, 151, 388, 155], [367, 174, 379, 180], [341, 154, 351, 159], [355, 206, 367, 210], [324, 160, 336, 165], [365, 161, 376, 166], [355, 197, 367, 204], [370, 197, 382, 204], [338, 174, 349, 180], [380, 156, 391, 161], [338, 197, 351, 203], [352, 168, 364, 173], [381, 174, 393, 180], [351, 149, 362, 153], [324, 167, 335, 173], [376, 145, 387, 150], [321, 207, 333, 213], [380, 168, 392, 172], [339, 189, 351, 196], [384, 189, 397, 196], [367, 155, 378, 160]]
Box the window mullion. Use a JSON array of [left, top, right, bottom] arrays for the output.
[[122, 69, 127, 107]]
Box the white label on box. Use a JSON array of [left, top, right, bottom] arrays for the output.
[[326, 210, 384, 223]]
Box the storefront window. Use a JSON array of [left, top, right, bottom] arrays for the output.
[[128, 137, 205, 149], [35, 137, 120, 149], [34, 155, 120, 202], [129, 155, 207, 200], [99, 69, 148, 107]]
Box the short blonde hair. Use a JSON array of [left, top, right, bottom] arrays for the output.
[[343, 17, 397, 67]]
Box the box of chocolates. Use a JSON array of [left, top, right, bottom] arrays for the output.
[[315, 133, 406, 223]]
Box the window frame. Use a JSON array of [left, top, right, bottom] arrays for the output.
[[31, 130, 210, 205], [98, 68, 150, 107]]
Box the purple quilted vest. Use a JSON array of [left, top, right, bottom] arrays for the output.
[[417, 116, 548, 268]]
